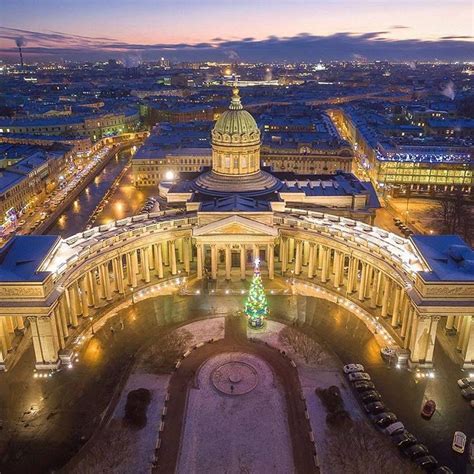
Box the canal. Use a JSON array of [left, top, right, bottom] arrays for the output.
[[46, 147, 135, 237]]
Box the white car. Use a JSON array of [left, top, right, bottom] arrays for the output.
[[457, 377, 472, 389], [348, 372, 371, 382], [452, 431, 466, 454], [343, 364, 365, 374]]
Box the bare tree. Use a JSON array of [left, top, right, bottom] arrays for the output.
[[279, 326, 324, 364], [438, 191, 473, 244]]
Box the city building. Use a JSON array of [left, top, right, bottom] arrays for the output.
[[331, 106, 473, 195]]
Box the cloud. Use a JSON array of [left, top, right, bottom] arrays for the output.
[[0, 27, 473, 62]]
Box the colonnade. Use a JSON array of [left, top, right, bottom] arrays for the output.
[[2, 221, 473, 371], [26, 236, 193, 367]]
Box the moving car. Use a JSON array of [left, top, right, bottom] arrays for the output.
[[433, 467, 453, 474], [343, 364, 365, 374], [414, 455, 438, 471], [364, 401, 386, 414], [403, 443, 430, 459], [452, 431, 466, 454], [361, 390, 381, 403], [457, 377, 472, 389], [421, 400, 436, 419], [353, 380, 376, 393], [348, 372, 371, 382], [461, 386, 474, 400], [392, 431, 417, 449]]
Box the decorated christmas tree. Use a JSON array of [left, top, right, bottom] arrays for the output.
[[244, 258, 268, 328]]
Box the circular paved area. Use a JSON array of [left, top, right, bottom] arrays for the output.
[[211, 360, 259, 395]]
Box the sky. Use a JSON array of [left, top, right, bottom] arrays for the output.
[[0, 0, 473, 62]]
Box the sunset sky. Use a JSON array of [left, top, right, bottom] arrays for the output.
[[1, 0, 473, 62]]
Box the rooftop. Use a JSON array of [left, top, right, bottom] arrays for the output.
[[410, 235, 474, 282]]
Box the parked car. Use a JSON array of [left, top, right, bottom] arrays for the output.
[[361, 390, 382, 403], [461, 386, 474, 400], [349, 372, 371, 382], [452, 431, 466, 454], [343, 363, 365, 374], [433, 467, 453, 474], [371, 412, 398, 428], [353, 380, 376, 393], [384, 421, 405, 436], [392, 431, 417, 449], [414, 455, 438, 471], [457, 377, 472, 389], [421, 400, 436, 419], [364, 401, 386, 414], [403, 443, 430, 459]]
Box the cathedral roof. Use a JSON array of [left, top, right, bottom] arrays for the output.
[[211, 88, 260, 145]]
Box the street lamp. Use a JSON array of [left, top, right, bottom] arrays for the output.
[[89, 316, 95, 335]]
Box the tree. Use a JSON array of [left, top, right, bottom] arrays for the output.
[[438, 191, 473, 244], [244, 258, 268, 328]]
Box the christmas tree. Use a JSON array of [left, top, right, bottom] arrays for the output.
[[244, 258, 268, 328]]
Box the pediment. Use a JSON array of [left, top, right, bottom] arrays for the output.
[[193, 215, 278, 237]]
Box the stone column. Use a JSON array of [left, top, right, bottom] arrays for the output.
[[177, 238, 184, 263], [162, 241, 169, 266], [225, 245, 231, 281], [295, 240, 302, 276], [381, 278, 391, 317], [334, 252, 343, 287], [155, 244, 164, 278], [369, 269, 378, 308], [401, 305, 412, 338], [29, 315, 60, 367], [16, 315, 25, 331], [130, 251, 139, 287], [196, 243, 203, 279], [66, 286, 79, 326], [268, 243, 275, 280], [240, 245, 247, 280], [409, 315, 438, 365], [211, 244, 217, 280], [317, 245, 324, 270], [89, 270, 100, 308], [114, 257, 125, 294], [170, 241, 177, 275], [303, 241, 310, 266], [53, 308, 65, 350], [391, 287, 401, 327], [0, 318, 11, 360], [101, 264, 112, 301], [288, 238, 295, 263], [79, 277, 89, 318], [358, 262, 367, 301], [445, 315, 455, 331], [58, 297, 69, 337], [321, 247, 329, 283], [281, 239, 288, 274], [183, 238, 191, 274], [457, 317, 469, 351], [346, 257, 355, 293], [142, 248, 151, 283], [462, 316, 474, 364], [307, 243, 315, 279]]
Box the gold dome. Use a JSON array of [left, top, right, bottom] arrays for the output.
[[211, 87, 260, 146]]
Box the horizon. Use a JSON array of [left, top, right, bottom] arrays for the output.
[[1, 0, 473, 62]]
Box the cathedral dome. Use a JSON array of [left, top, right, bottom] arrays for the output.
[[211, 88, 260, 146]]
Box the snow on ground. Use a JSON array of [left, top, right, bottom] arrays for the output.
[[176, 352, 294, 474], [174, 316, 225, 347], [71, 373, 170, 474]]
